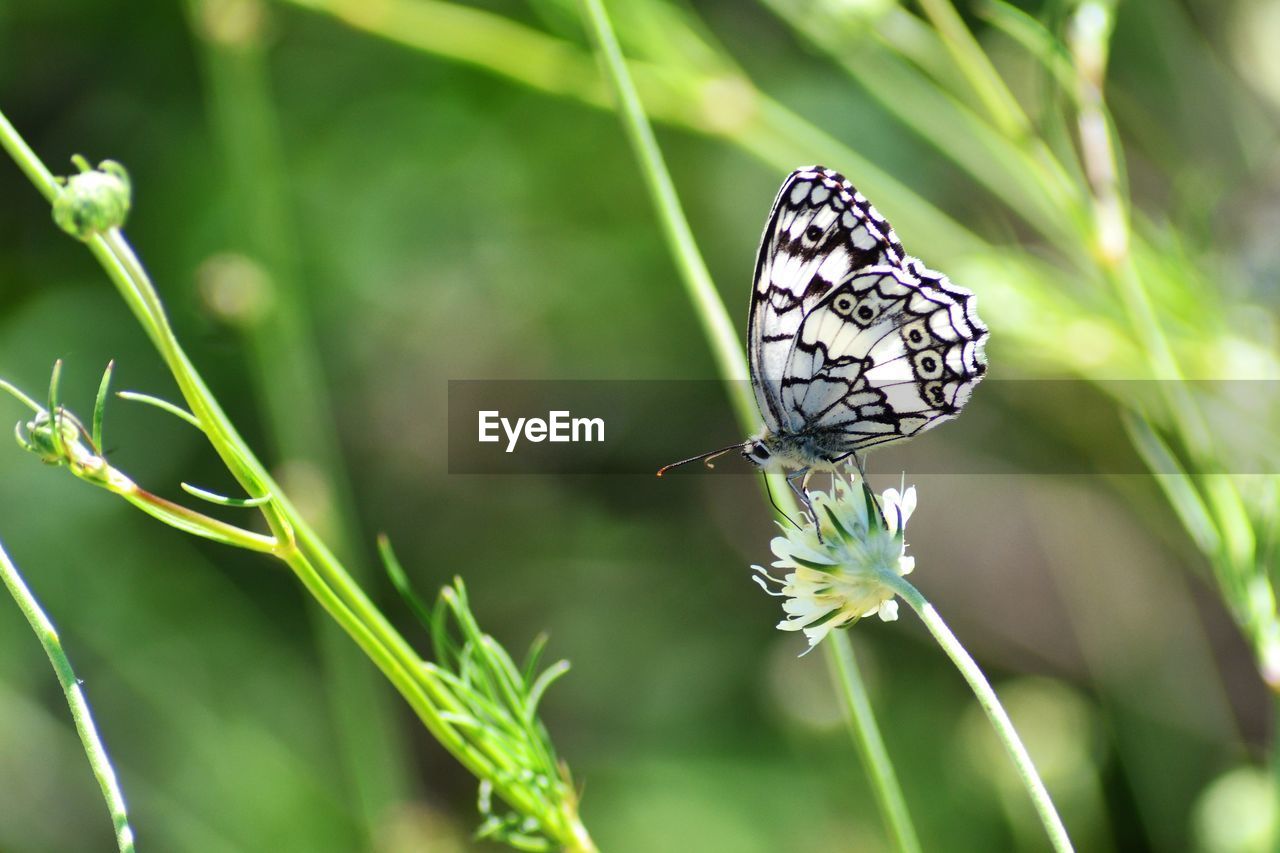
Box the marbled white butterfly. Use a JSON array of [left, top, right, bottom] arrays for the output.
[[660, 166, 988, 520]]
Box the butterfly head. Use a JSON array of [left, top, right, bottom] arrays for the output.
[[745, 430, 850, 473], [742, 432, 811, 473], [743, 438, 773, 468]]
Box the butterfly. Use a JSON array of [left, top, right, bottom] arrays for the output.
[[659, 166, 988, 524]]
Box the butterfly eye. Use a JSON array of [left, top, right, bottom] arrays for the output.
[[744, 441, 771, 465]]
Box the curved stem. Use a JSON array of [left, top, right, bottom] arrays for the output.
[[825, 635, 922, 853], [0, 106, 594, 852], [878, 571, 1074, 853], [0, 110, 61, 200], [916, 0, 1029, 140], [577, 0, 919, 848], [0, 540, 136, 853], [183, 1, 414, 828], [576, 0, 752, 421]]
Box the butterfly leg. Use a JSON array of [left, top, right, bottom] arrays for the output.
[[787, 468, 823, 542], [762, 473, 804, 532], [851, 451, 869, 486]]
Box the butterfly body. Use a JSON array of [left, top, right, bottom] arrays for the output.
[[742, 167, 988, 476], [659, 167, 987, 524], [743, 427, 852, 473]]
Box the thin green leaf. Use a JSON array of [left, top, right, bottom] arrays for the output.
[[179, 482, 271, 507], [481, 634, 527, 694], [1122, 411, 1221, 558], [522, 633, 549, 688], [92, 360, 114, 452], [0, 378, 44, 414], [479, 635, 534, 722], [977, 0, 1077, 98], [442, 710, 537, 765], [47, 359, 65, 458], [525, 659, 570, 723], [446, 578, 489, 645], [431, 589, 455, 668], [459, 640, 501, 702], [377, 534, 435, 633], [116, 390, 202, 429]]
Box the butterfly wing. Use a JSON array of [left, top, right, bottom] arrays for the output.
[[748, 167, 905, 433], [779, 264, 988, 455]]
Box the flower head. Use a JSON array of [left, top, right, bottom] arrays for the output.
[[753, 473, 917, 652], [52, 158, 131, 240]]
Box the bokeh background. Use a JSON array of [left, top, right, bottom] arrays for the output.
[[1, 0, 1279, 850]]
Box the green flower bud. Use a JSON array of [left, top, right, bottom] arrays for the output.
[[20, 411, 84, 464], [52, 160, 131, 239]]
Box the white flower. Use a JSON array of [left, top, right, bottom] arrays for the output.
[[752, 474, 917, 653]]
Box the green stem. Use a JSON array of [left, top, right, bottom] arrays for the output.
[[0, 110, 61, 201], [577, 0, 919, 847], [0, 540, 136, 853], [1071, 2, 1273, 693], [824, 635, 923, 853], [910, 0, 1089, 242], [119, 486, 279, 553], [88, 232, 295, 544], [577, 0, 750, 411], [0, 107, 594, 852], [878, 571, 1074, 853], [275, 547, 492, 782], [915, 0, 1029, 141], [184, 0, 414, 831], [282, 526, 576, 837], [274, 546, 580, 844], [280, 0, 987, 259], [760, 0, 1082, 254]]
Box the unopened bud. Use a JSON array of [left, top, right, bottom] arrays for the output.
[[52, 159, 131, 240]]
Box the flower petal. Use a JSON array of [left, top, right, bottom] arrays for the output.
[[898, 487, 917, 523], [751, 468, 919, 649]]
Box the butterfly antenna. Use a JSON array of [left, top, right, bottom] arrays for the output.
[[656, 441, 748, 477]]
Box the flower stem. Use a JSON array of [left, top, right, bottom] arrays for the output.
[[0, 106, 596, 853], [0, 540, 136, 853], [0, 110, 61, 201], [825, 635, 923, 853], [577, 0, 920, 847], [575, 0, 753, 423], [878, 571, 1074, 853], [184, 0, 415, 830]]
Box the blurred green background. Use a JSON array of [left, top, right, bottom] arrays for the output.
[[1, 0, 1279, 850]]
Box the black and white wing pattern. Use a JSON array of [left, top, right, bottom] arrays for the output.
[[748, 167, 905, 433], [748, 167, 987, 458], [779, 265, 986, 453]]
